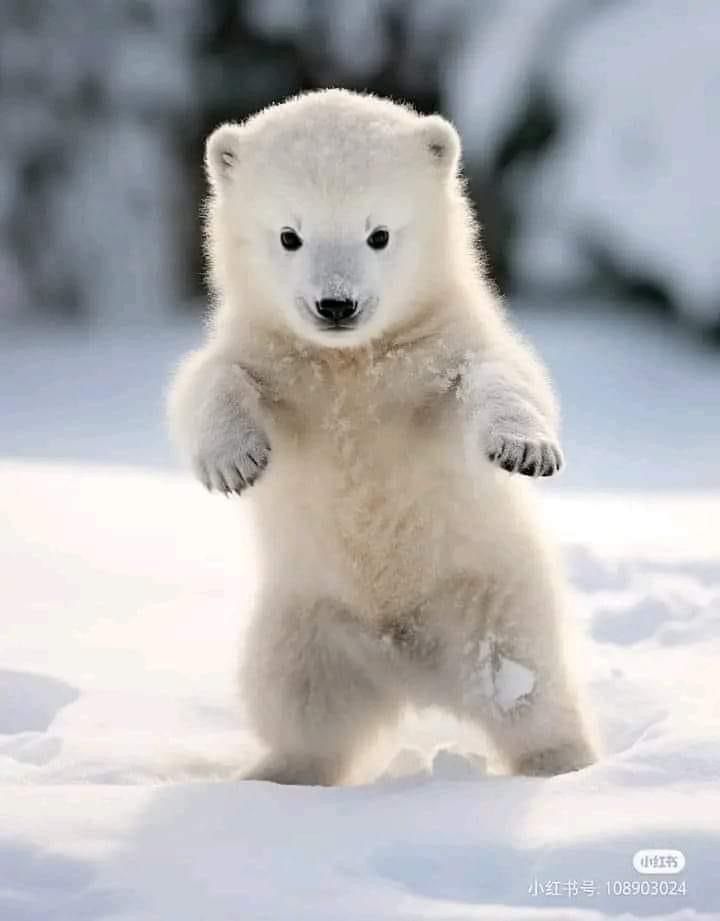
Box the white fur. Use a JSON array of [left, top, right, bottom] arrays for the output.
[[168, 89, 598, 785]]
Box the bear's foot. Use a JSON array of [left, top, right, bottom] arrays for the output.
[[242, 751, 347, 786], [514, 741, 596, 777]]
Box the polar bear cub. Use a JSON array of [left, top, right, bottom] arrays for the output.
[[168, 89, 597, 785]]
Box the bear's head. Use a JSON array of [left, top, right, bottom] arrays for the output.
[[205, 89, 470, 349]]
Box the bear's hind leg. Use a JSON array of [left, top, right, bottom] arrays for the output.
[[474, 669, 598, 777], [241, 597, 401, 786], [449, 571, 598, 777]]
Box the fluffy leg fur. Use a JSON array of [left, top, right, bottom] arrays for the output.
[[440, 568, 598, 777], [474, 670, 597, 777], [459, 319, 565, 479], [167, 348, 271, 495], [241, 597, 402, 785]]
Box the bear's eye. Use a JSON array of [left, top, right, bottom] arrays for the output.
[[280, 228, 303, 251], [367, 227, 389, 250]]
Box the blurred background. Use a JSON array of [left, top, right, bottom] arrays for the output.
[[1, 0, 718, 490]]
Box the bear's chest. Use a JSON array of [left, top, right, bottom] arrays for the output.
[[263, 351, 470, 608], [304, 404, 467, 607]]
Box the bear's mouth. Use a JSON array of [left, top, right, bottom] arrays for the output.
[[318, 321, 359, 332]]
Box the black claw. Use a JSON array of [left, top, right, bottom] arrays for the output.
[[499, 456, 517, 474], [246, 452, 259, 469], [196, 462, 212, 492], [541, 463, 557, 477], [519, 462, 538, 477]]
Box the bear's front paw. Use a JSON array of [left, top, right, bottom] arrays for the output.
[[193, 426, 271, 495], [486, 432, 563, 478]]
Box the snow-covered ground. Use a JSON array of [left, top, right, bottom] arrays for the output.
[[1, 463, 718, 919], [1, 307, 719, 919]]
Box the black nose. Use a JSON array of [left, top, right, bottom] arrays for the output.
[[315, 298, 358, 323]]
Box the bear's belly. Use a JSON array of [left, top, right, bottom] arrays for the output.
[[253, 422, 511, 617]]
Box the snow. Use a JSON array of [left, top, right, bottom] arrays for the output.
[[462, 638, 536, 715], [0, 1, 198, 324], [514, 3, 720, 325], [442, 0, 571, 167], [445, 1, 720, 325], [1, 462, 719, 918]]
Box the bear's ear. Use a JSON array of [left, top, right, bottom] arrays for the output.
[[418, 114, 461, 177], [205, 123, 244, 186]]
